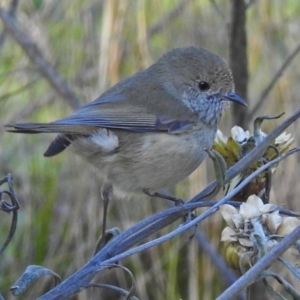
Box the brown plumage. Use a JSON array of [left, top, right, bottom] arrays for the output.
[[6, 46, 246, 197]]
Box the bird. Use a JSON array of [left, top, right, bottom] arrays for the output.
[[6, 46, 247, 201]]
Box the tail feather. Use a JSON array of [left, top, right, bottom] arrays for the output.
[[5, 123, 97, 135], [5, 123, 95, 157], [44, 134, 73, 157]]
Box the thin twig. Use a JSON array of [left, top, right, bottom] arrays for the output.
[[0, 77, 39, 101], [147, 0, 192, 38], [2, 91, 55, 126], [195, 231, 246, 300], [0, 0, 19, 51], [194, 230, 241, 289], [0, 6, 80, 109], [86, 264, 137, 299], [86, 284, 130, 298], [247, 41, 300, 122], [209, 0, 227, 20], [245, 0, 256, 9], [0, 65, 34, 78]]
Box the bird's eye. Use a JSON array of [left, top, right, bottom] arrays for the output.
[[198, 81, 210, 91]]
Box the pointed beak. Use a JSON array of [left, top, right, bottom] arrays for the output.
[[223, 92, 247, 106]]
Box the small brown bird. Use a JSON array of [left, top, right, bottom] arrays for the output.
[[7, 46, 246, 199]]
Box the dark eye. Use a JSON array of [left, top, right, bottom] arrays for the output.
[[198, 81, 210, 91]]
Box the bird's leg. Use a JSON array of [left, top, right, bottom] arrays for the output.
[[143, 188, 196, 224], [98, 182, 113, 249], [143, 188, 184, 206], [203, 148, 227, 199]]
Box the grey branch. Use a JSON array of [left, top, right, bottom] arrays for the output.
[[229, 0, 249, 128], [147, 0, 192, 37], [0, 0, 19, 50], [248, 41, 300, 122], [0, 6, 80, 109]]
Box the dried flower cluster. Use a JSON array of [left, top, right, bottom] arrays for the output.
[[220, 195, 300, 270], [214, 126, 294, 166], [213, 120, 294, 201]]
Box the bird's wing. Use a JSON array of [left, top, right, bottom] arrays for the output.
[[8, 93, 196, 134]]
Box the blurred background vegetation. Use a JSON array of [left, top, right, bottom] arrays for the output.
[[0, 0, 300, 299]]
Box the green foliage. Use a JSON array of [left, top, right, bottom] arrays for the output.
[[32, 0, 43, 10]]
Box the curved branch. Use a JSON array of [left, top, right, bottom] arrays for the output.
[[0, 174, 19, 256]]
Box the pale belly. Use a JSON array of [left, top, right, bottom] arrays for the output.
[[71, 125, 217, 196], [104, 127, 216, 194]]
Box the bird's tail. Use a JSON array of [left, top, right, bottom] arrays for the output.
[[6, 123, 99, 157], [5, 123, 97, 135]]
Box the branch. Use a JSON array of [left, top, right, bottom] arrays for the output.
[[0, 174, 19, 256], [229, 0, 249, 127], [0, 6, 80, 109], [209, 0, 227, 21], [194, 230, 241, 289], [0, 0, 19, 51], [0, 77, 39, 101], [37, 145, 300, 299], [247, 41, 300, 122], [147, 0, 192, 37]]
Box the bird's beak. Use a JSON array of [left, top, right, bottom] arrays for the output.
[[223, 92, 247, 106]]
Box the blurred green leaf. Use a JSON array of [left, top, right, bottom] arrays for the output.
[[32, 0, 43, 10]]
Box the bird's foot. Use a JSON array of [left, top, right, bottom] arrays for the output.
[[143, 188, 184, 206], [143, 188, 197, 224]]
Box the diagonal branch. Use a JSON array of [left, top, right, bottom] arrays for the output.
[[0, 0, 19, 51], [0, 6, 80, 109], [247, 41, 300, 122], [194, 229, 241, 289], [147, 0, 192, 38]]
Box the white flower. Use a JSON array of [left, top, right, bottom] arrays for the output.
[[246, 195, 264, 209], [264, 211, 282, 234], [221, 227, 237, 243], [219, 204, 238, 228], [231, 126, 251, 144], [275, 132, 294, 146], [239, 202, 260, 220], [220, 195, 299, 245], [277, 217, 300, 236], [215, 129, 228, 144]]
